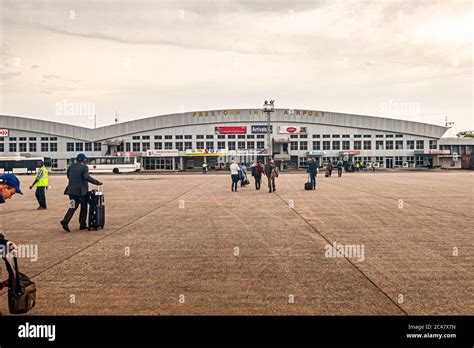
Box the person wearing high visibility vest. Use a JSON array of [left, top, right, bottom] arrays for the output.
[[29, 159, 48, 210]]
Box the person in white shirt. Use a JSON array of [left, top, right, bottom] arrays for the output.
[[229, 160, 240, 192]]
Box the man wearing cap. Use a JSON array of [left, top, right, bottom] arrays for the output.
[[29, 159, 49, 210], [0, 173, 23, 204], [0, 173, 22, 290], [60, 153, 102, 232]]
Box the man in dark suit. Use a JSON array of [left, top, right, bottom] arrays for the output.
[[307, 158, 318, 190], [60, 153, 102, 232]]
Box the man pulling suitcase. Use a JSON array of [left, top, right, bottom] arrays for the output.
[[306, 158, 318, 190], [60, 153, 103, 232]]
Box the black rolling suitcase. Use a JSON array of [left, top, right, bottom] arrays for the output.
[[305, 174, 313, 190], [88, 186, 105, 230]]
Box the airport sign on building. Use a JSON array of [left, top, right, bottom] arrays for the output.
[[230, 149, 269, 155], [340, 151, 361, 156], [415, 149, 451, 155], [307, 151, 326, 156], [145, 150, 180, 157], [278, 126, 307, 134], [117, 152, 139, 157], [215, 126, 247, 134], [251, 125, 273, 134]]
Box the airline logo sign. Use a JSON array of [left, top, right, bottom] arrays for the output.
[[278, 126, 307, 134], [215, 126, 247, 134], [251, 125, 273, 134], [0, 129, 9, 136]]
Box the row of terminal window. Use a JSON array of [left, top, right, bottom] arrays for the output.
[[117, 141, 267, 152], [66, 143, 102, 152], [0, 142, 102, 153], [0, 143, 58, 153], [299, 156, 425, 167], [0, 133, 407, 144], [0, 137, 57, 141], [0, 136, 436, 153], [130, 135, 266, 140], [113, 139, 436, 152], [0, 139, 436, 153], [125, 134, 404, 140], [307, 140, 437, 151]]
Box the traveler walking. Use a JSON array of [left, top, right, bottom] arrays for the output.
[[307, 158, 318, 189], [240, 163, 247, 187], [337, 160, 343, 177], [327, 161, 333, 177], [230, 160, 240, 192], [251, 161, 264, 190], [60, 154, 102, 232], [265, 159, 279, 193]]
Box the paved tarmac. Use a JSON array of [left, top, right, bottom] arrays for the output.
[[1, 171, 472, 315]]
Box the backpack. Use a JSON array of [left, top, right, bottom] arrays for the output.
[[2, 241, 36, 314]]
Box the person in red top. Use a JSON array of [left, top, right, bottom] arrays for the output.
[[251, 161, 264, 190]]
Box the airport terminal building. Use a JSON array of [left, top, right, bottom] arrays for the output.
[[0, 108, 451, 172]]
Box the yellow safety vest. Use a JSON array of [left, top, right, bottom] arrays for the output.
[[36, 166, 49, 187]]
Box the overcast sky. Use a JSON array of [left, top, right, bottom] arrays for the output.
[[0, 0, 472, 134]]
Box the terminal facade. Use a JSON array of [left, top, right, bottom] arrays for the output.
[[0, 108, 453, 171]]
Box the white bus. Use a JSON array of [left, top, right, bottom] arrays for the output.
[[0, 156, 52, 175], [69, 156, 141, 174]]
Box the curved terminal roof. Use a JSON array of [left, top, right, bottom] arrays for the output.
[[0, 109, 448, 141]]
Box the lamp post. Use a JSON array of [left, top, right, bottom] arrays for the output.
[[263, 100, 274, 164]]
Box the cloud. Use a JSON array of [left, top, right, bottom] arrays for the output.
[[0, 71, 21, 80], [0, 0, 472, 131], [43, 74, 61, 79]]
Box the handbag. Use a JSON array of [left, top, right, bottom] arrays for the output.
[[5, 251, 36, 314]]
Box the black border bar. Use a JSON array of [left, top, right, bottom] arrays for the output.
[[0, 316, 472, 346]]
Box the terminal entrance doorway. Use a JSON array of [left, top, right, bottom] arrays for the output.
[[385, 157, 393, 169], [143, 157, 173, 170]]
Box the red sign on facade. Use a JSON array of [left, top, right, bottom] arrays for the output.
[[340, 151, 361, 156], [215, 126, 247, 134]]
